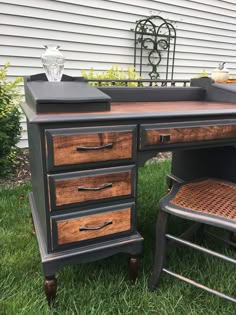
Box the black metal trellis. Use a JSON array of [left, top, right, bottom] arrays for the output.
[[134, 15, 176, 81]]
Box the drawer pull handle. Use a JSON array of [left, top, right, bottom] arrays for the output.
[[78, 183, 113, 191], [160, 134, 171, 143], [76, 143, 113, 151], [79, 220, 113, 231]]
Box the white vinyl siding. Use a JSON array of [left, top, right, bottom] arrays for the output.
[[1, 0, 236, 147]]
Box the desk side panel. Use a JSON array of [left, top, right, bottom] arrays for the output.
[[27, 122, 50, 250], [171, 149, 212, 182], [171, 146, 236, 183]]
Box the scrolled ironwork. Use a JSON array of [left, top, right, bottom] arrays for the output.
[[157, 39, 169, 50], [134, 15, 176, 82]]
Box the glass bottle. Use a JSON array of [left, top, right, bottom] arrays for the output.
[[41, 45, 65, 82]]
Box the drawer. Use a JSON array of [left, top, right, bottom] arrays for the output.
[[45, 125, 136, 170], [48, 165, 135, 210], [140, 122, 236, 149], [51, 202, 134, 249]]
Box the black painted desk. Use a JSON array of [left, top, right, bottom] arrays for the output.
[[21, 80, 236, 302]]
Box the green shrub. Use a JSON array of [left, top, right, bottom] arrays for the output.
[[0, 63, 22, 177], [81, 65, 141, 86]]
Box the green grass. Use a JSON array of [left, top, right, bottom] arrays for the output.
[[1, 160, 236, 314]]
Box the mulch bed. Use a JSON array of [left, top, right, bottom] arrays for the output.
[[0, 149, 171, 188], [0, 149, 31, 188], [147, 152, 172, 164]]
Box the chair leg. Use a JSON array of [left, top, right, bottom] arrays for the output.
[[148, 210, 169, 290], [230, 232, 236, 250], [230, 232, 236, 244]]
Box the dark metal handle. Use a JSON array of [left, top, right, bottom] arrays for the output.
[[160, 134, 171, 143], [79, 220, 113, 231], [78, 183, 112, 191], [76, 143, 113, 151]]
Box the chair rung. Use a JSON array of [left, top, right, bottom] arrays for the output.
[[166, 234, 236, 265], [163, 268, 236, 303], [168, 223, 202, 249], [204, 230, 236, 248]]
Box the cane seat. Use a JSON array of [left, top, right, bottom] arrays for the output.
[[160, 178, 236, 232]]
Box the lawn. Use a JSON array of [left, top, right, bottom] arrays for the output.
[[0, 160, 236, 315]]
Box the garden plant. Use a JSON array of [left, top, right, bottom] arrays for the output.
[[0, 63, 22, 177]]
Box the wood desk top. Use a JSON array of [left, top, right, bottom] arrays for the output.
[[22, 101, 236, 124], [110, 101, 236, 114]]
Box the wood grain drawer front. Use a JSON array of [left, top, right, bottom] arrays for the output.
[[49, 165, 135, 209], [45, 125, 136, 169], [140, 123, 236, 149], [53, 205, 133, 246]]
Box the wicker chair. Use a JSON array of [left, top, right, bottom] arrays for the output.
[[148, 177, 236, 303]]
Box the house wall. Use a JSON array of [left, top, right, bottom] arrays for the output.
[[1, 0, 236, 148]]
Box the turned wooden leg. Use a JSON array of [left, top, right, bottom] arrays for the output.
[[44, 275, 57, 305], [128, 255, 139, 284], [148, 210, 169, 290]]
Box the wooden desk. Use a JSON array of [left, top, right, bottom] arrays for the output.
[[22, 86, 236, 302]]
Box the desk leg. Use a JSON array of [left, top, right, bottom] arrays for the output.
[[128, 256, 139, 284], [44, 275, 57, 305]]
